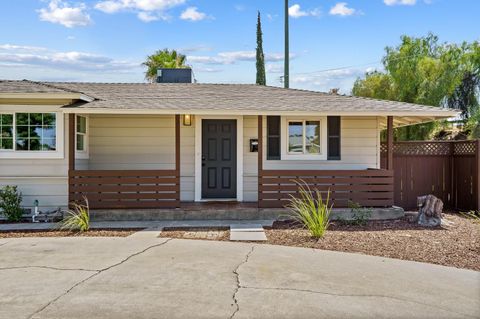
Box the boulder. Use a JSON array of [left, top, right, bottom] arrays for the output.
[[417, 195, 443, 227]]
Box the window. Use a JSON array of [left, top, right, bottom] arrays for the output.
[[76, 115, 87, 152], [287, 120, 321, 154], [15, 113, 56, 151], [0, 112, 63, 158], [0, 114, 13, 150]]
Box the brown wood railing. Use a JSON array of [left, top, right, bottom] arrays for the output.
[[258, 169, 394, 208], [69, 170, 180, 209]]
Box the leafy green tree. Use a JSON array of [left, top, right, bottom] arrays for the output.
[[142, 49, 190, 82], [353, 33, 480, 140], [352, 71, 394, 100], [256, 11, 266, 86]]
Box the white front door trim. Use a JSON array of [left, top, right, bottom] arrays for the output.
[[194, 115, 244, 202]]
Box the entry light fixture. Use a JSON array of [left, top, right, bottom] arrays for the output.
[[183, 114, 192, 126]]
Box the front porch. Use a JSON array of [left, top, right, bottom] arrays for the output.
[[67, 113, 397, 211]]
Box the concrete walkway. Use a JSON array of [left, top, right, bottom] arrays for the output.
[[0, 237, 478, 319]]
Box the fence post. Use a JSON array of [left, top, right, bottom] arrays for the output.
[[476, 140, 480, 211]]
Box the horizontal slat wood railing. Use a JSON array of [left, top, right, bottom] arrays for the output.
[[258, 169, 394, 208], [69, 170, 180, 209]]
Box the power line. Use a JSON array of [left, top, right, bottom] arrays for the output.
[[285, 52, 425, 78]]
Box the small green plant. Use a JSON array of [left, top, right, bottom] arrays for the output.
[[287, 180, 332, 238], [60, 197, 90, 232], [348, 201, 372, 226], [0, 185, 23, 222], [461, 211, 480, 225]]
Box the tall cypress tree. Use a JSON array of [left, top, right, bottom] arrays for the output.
[[256, 11, 266, 85]]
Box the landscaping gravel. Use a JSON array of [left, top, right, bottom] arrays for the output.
[[265, 212, 479, 271]]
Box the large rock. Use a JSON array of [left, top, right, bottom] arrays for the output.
[[417, 195, 443, 227]]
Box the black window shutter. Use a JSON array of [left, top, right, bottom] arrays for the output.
[[327, 116, 341, 160], [266, 116, 281, 160]]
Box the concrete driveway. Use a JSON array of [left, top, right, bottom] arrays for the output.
[[0, 237, 478, 319]]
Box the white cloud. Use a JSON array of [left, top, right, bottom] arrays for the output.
[[266, 13, 278, 21], [179, 45, 213, 53], [180, 7, 209, 21], [0, 44, 47, 52], [188, 51, 294, 65], [0, 44, 138, 72], [137, 11, 167, 22], [384, 0, 416, 5], [95, 0, 185, 13], [266, 64, 283, 74], [66, 35, 76, 40], [95, 0, 188, 22], [38, 0, 92, 28], [288, 4, 321, 18], [290, 67, 372, 94], [234, 4, 245, 12], [329, 2, 357, 16]]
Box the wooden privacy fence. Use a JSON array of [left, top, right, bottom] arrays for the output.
[[258, 169, 394, 208], [69, 170, 180, 209], [380, 140, 479, 211]]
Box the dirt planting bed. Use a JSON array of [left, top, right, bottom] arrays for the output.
[[160, 227, 230, 241], [0, 228, 143, 238], [265, 212, 479, 271]]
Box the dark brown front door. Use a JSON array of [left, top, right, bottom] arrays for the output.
[[202, 119, 237, 199]]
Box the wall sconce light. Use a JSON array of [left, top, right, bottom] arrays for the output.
[[183, 114, 192, 126]]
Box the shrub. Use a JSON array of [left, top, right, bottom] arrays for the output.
[[0, 185, 23, 222], [348, 201, 372, 226], [60, 197, 90, 232], [287, 180, 332, 238]]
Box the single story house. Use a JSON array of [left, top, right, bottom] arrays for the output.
[[0, 79, 457, 217]]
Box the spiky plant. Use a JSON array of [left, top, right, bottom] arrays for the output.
[[60, 197, 90, 232], [286, 180, 332, 238]]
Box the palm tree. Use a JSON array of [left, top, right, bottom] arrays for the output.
[[142, 49, 190, 82]]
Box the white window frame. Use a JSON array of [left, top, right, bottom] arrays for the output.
[[0, 111, 64, 159], [281, 116, 327, 160], [75, 115, 89, 159]]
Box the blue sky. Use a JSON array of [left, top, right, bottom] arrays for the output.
[[0, 0, 479, 93]]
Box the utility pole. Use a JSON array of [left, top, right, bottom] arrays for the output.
[[284, 0, 289, 88]]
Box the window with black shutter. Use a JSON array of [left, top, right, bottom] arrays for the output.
[[267, 116, 281, 160], [327, 116, 341, 160]]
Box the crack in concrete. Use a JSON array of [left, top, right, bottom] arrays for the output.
[[240, 286, 476, 318], [27, 238, 173, 319], [229, 245, 255, 319], [0, 265, 97, 272], [0, 241, 10, 247]]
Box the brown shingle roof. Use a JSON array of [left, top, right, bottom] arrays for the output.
[[0, 80, 457, 116], [0, 80, 73, 94]]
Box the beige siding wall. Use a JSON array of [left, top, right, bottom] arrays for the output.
[[0, 113, 381, 208], [88, 115, 176, 170], [243, 116, 258, 202], [262, 116, 381, 170], [0, 114, 70, 210], [88, 114, 196, 201], [180, 119, 195, 201]]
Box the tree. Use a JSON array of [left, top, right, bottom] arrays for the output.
[[256, 11, 266, 86], [142, 49, 189, 83], [352, 34, 480, 140]]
